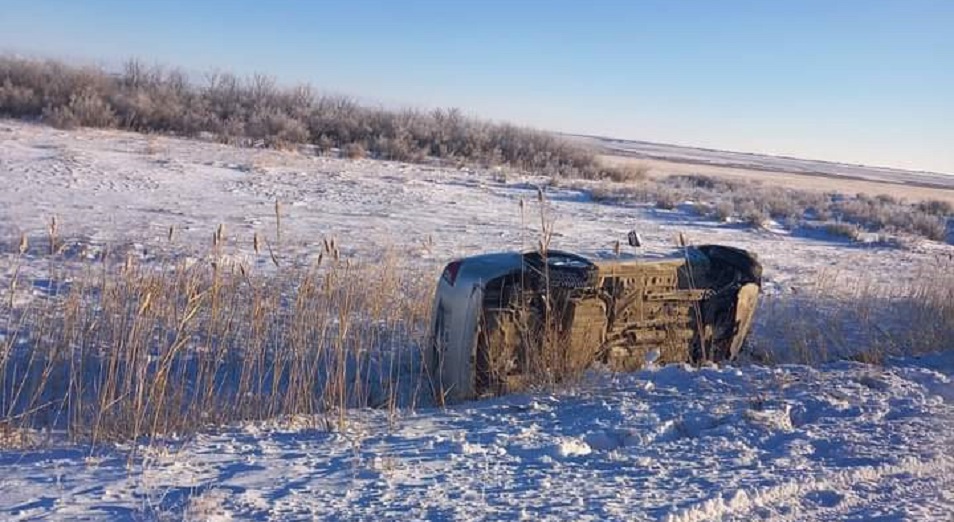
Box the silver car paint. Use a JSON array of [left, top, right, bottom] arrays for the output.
[[430, 252, 524, 402]]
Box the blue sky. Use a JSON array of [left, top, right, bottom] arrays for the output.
[[1, 0, 952, 173]]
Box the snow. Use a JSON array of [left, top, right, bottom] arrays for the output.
[[1, 120, 953, 520], [1, 121, 947, 299], [1, 360, 952, 520]]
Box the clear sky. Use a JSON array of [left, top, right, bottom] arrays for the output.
[[1, 0, 952, 174]]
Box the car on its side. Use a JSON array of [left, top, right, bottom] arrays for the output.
[[427, 245, 762, 402]]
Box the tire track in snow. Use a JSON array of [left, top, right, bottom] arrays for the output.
[[665, 453, 954, 521]]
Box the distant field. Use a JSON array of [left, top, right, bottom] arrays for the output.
[[576, 135, 954, 205]]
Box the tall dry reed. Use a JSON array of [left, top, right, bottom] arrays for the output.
[[0, 224, 435, 448], [747, 259, 954, 365]]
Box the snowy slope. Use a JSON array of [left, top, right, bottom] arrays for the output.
[[1, 120, 953, 520], [2, 356, 952, 520]]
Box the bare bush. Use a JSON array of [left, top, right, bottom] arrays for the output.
[[315, 134, 334, 155], [605, 163, 650, 183], [905, 213, 947, 241], [41, 104, 79, 129], [655, 190, 678, 210], [762, 189, 802, 221], [580, 172, 949, 242], [713, 201, 735, 222], [0, 56, 634, 180], [370, 134, 425, 162], [823, 221, 862, 241], [738, 201, 769, 228], [917, 199, 954, 217], [342, 141, 367, 159], [247, 108, 310, 148], [0, 239, 435, 444], [2, 55, 948, 242], [0, 79, 39, 117], [64, 91, 117, 127], [832, 194, 949, 241]]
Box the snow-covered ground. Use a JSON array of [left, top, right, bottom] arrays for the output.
[[2, 357, 952, 521], [1, 121, 948, 296], [1, 120, 953, 520]]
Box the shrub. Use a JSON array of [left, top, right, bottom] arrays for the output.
[[342, 141, 367, 159], [247, 108, 310, 148], [41, 104, 79, 129], [0, 55, 948, 242], [738, 201, 769, 228], [875, 193, 900, 205], [0, 79, 39, 117], [906, 214, 947, 241], [580, 172, 948, 242], [917, 199, 954, 217], [713, 201, 735, 222], [370, 134, 424, 162], [315, 134, 334, 155], [0, 55, 620, 180], [824, 221, 862, 241], [605, 163, 650, 183], [655, 191, 678, 210], [66, 90, 117, 127], [763, 189, 802, 221]]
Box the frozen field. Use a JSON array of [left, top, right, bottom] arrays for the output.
[[577, 134, 954, 189], [579, 135, 954, 206], [1, 121, 949, 294], [1, 120, 953, 520]]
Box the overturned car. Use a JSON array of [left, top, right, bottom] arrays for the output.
[[428, 245, 762, 402]]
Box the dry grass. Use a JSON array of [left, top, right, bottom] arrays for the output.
[[342, 141, 367, 160], [0, 221, 436, 447], [0, 193, 597, 448], [0, 176, 949, 452], [2, 211, 951, 449], [748, 260, 954, 365], [0, 194, 602, 447], [576, 174, 951, 241], [822, 222, 863, 241], [607, 156, 954, 207], [506, 195, 593, 392]]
